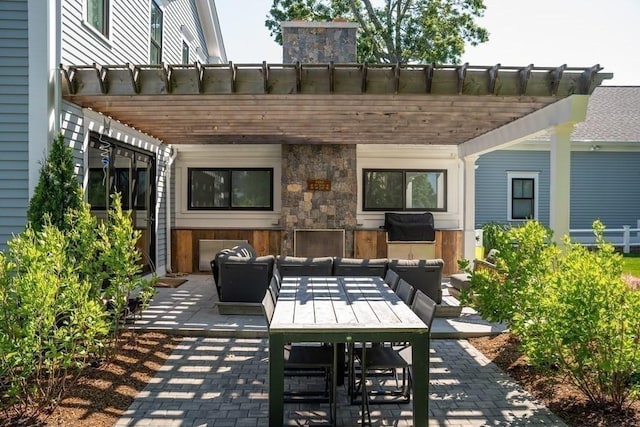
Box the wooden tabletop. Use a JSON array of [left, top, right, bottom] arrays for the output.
[[271, 276, 427, 333]]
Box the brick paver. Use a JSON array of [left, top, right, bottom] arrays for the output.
[[115, 337, 566, 426]]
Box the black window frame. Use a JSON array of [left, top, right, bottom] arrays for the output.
[[86, 0, 110, 37], [188, 167, 274, 211], [510, 177, 535, 220], [149, 0, 163, 64], [362, 168, 447, 212]]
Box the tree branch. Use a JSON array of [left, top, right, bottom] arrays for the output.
[[359, 0, 397, 61]]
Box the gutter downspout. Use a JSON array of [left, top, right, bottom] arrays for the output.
[[165, 147, 178, 273]]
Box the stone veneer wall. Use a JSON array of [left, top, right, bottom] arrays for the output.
[[281, 21, 359, 63], [281, 144, 357, 256]]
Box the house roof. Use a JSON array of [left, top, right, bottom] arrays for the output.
[[571, 86, 640, 142], [60, 62, 611, 146]]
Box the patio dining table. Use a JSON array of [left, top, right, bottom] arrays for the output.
[[268, 275, 430, 426]]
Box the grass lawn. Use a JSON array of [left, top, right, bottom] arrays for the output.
[[622, 253, 640, 277]]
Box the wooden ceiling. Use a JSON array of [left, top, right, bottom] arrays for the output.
[[61, 63, 611, 145]]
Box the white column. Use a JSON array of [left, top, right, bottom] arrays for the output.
[[28, 0, 60, 197], [549, 124, 573, 244], [462, 155, 479, 262]]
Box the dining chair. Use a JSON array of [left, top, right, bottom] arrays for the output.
[[383, 268, 401, 291], [395, 278, 416, 306], [261, 290, 337, 423], [351, 290, 437, 423]]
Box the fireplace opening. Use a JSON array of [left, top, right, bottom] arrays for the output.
[[294, 229, 345, 257]]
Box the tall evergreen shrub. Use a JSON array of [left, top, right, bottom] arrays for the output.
[[27, 133, 82, 231]]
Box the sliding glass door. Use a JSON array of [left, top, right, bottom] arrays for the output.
[[87, 132, 156, 274]]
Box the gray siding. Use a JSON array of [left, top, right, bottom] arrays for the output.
[[475, 150, 550, 228], [0, 0, 29, 250], [570, 151, 640, 229], [476, 149, 640, 231]]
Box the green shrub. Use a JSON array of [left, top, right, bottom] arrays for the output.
[[27, 133, 83, 232], [0, 225, 109, 422], [1, 135, 156, 420], [465, 219, 640, 410], [96, 194, 156, 346], [463, 221, 558, 328], [480, 221, 511, 255], [520, 221, 640, 410]]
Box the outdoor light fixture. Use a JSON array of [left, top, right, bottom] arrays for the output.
[[590, 145, 601, 151]]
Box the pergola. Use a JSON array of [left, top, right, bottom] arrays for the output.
[[60, 61, 613, 259], [61, 62, 609, 145]]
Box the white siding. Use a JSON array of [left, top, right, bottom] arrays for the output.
[[356, 145, 462, 230], [61, 0, 211, 65]]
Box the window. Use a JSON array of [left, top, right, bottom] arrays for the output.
[[182, 40, 190, 64], [86, 0, 109, 37], [188, 168, 273, 210], [507, 171, 539, 220], [88, 168, 147, 210], [149, 1, 163, 64], [363, 169, 447, 211]]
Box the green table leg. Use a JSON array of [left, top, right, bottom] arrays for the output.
[[411, 333, 429, 426], [269, 333, 285, 427]]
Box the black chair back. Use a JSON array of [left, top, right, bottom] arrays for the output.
[[261, 289, 276, 327], [395, 278, 415, 305], [411, 290, 437, 329], [383, 269, 401, 291]]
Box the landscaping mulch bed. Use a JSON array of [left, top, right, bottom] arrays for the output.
[[469, 333, 640, 427], [0, 331, 182, 427], [3, 330, 639, 426]]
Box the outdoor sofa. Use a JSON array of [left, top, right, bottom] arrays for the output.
[[211, 243, 445, 314]]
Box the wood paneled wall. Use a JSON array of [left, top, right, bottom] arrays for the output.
[[171, 228, 463, 276], [354, 229, 463, 276]]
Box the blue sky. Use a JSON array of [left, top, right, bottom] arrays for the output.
[[215, 0, 639, 85]]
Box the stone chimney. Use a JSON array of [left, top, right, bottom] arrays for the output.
[[281, 20, 359, 63], [279, 20, 360, 257]]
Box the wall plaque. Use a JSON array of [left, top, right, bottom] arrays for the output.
[[307, 179, 331, 191]]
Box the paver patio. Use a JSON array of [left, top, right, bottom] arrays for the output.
[[116, 275, 565, 426]]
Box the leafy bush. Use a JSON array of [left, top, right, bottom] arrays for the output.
[[464, 219, 640, 410], [96, 194, 156, 345], [0, 135, 156, 420], [480, 222, 511, 255], [463, 221, 558, 328], [0, 225, 109, 422], [519, 221, 640, 410]]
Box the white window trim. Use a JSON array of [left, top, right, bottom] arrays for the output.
[[507, 171, 539, 221], [82, 0, 111, 43]]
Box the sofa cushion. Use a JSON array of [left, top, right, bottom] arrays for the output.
[[449, 273, 471, 292], [233, 242, 258, 258], [276, 255, 334, 277], [332, 257, 388, 277]]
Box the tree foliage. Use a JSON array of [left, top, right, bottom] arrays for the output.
[[27, 133, 83, 232], [265, 0, 489, 63]]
